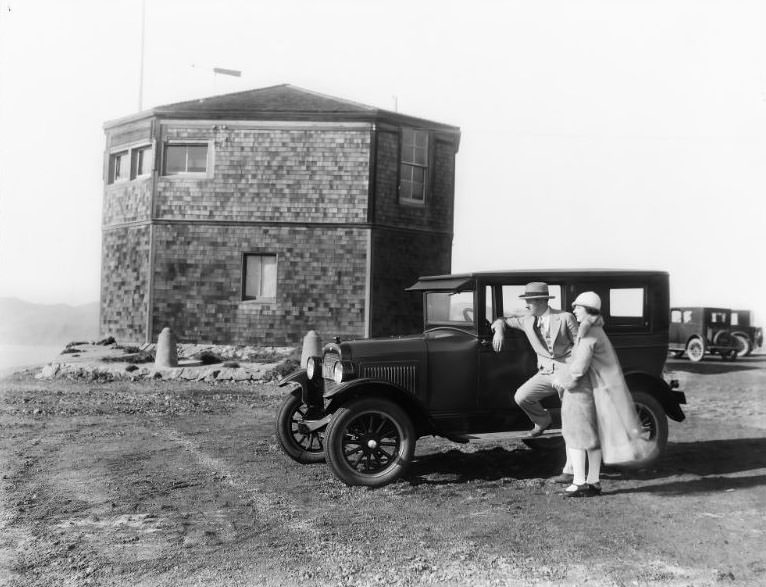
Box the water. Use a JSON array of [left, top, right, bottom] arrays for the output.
[[0, 344, 65, 375]]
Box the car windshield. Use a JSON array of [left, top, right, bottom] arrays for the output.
[[425, 291, 475, 326]]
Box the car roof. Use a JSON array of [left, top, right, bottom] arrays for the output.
[[407, 269, 668, 291]]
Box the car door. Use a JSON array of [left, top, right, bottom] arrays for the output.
[[476, 284, 538, 426]]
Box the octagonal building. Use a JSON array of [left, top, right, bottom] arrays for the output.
[[100, 84, 460, 345]]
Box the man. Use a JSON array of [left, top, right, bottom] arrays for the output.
[[492, 282, 579, 435], [491, 281, 579, 483]]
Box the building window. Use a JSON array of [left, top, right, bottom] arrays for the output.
[[108, 150, 129, 184], [243, 254, 277, 300], [399, 128, 428, 204], [163, 143, 209, 175], [131, 145, 153, 179]]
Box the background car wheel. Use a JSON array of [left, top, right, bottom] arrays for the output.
[[733, 334, 751, 358], [685, 338, 705, 362], [325, 397, 415, 487], [619, 391, 668, 469], [275, 389, 325, 464]]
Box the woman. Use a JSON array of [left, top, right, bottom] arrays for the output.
[[554, 291, 649, 497]]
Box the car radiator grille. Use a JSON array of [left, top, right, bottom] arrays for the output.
[[360, 363, 417, 394]]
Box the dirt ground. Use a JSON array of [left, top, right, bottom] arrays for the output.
[[1, 355, 765, 586]]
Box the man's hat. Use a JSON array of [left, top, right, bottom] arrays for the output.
[[519, 282, 555, 299]]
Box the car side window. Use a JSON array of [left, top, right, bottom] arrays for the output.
[[683, 310, 694, 323], [425, 291, 475, 325], [671, 310, 682, 323]]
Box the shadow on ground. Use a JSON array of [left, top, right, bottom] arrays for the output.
[[406, 436, 766, 487]]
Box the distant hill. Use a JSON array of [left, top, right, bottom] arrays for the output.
[[0, 298, 100, 345]]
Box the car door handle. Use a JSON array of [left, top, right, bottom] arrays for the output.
[[479, 339, 492, 347]]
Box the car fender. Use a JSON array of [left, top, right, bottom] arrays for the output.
[[278, 369, 323, 409], [325, 378, 435, 435], [625, 371, 686, 422]]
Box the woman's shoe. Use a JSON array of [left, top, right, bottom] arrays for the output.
[[563, 483, 597, 498], [588, 482, 602, 495]]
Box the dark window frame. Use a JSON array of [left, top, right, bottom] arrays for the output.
[[130, 144, 153, 179], [108, 150, 129, 184], [398, 128, 429, 205], [162, 141, 211, 176]]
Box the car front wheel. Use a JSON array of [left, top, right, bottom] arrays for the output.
[[325, 397, 415, 487], [276, 389, 325, 464]]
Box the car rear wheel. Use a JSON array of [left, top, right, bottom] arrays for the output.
[[733, 334, 751, 358], [276, 389, 325, 464], [621, 391, 668, 469], [685, 338, 705, 362], [325, 397, 415, 487]]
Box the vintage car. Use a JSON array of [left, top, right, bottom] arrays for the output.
[[730, 309, 763, 357], [277, 270, 686, 487], [669, 306, 739, 362]]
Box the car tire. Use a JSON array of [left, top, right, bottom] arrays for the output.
[[733, 334, 751, 358], [619, 390, 668, 469], [685, 338, 705, 362], [325, 397, 415, 487], [276, 389, 325, 464]]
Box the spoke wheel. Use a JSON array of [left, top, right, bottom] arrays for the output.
[[276, 389, 325, 464], [685, 338, 705, 362], [325, 397, 415, 487], [621, 391, 668, 469]]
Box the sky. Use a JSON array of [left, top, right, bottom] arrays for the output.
[[1, 0, 765, 324]]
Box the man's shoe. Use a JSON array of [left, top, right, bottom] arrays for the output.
[[527, 421, 552, 438], [587, 482, 602, 495], [550, 473, 574, 484]]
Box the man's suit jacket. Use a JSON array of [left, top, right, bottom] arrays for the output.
[[505, 309, 579, 373]]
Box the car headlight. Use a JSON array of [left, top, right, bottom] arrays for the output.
[[333, 361, 354, 384], [306, 356, 321, 380]]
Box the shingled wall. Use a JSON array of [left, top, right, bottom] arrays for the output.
[[369, 228, 452, 337], [155, 125, 370, 223], [150, 223, 369, 345], [100, 224, 152, 341]]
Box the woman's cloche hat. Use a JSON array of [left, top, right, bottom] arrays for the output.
[[519, 282, 555, 299], [572, 291, 602, 311]]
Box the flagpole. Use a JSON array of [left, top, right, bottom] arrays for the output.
[[138, 0, 146, 111]]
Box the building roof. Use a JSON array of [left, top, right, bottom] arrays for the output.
[[104, 84, 460, 134]]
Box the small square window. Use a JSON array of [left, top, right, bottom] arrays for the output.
[[671, 310, 682, 323], [108, 150, 129, 184], [164, 143, 209, 175], [243, 254, 277, 300], [683, 310, 694, 323], [131, 145, 153, 179]]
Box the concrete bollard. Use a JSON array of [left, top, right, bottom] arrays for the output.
[[300, 330, 322, 368], [154, 327, 178, 368]]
